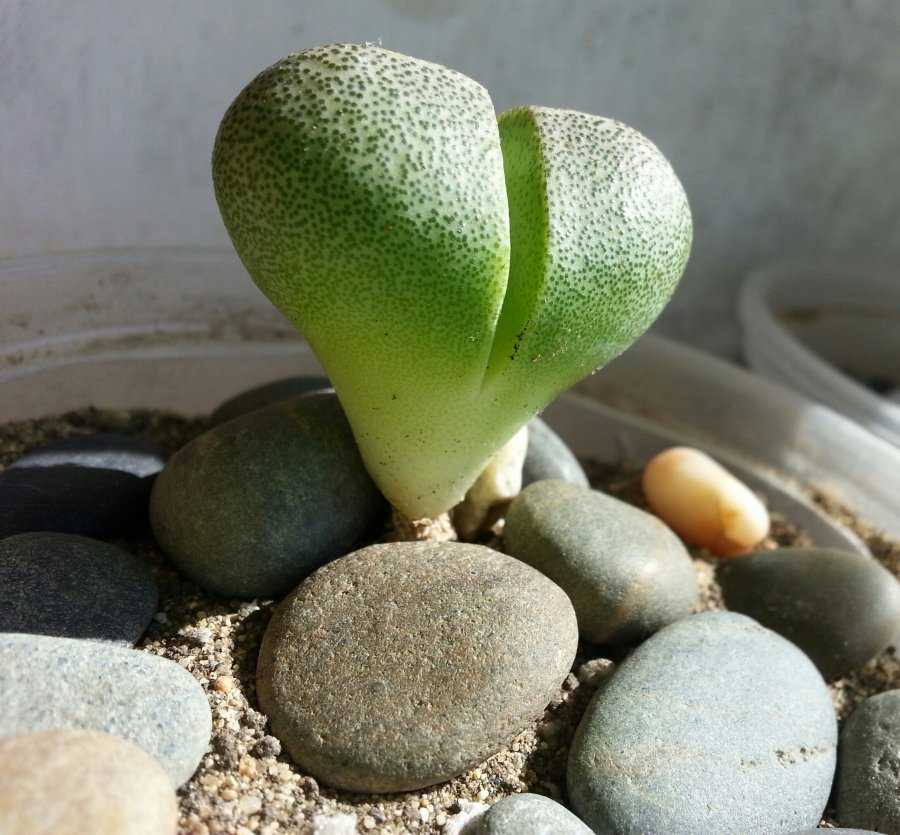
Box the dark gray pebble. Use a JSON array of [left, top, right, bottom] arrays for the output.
[[0, 532, 158, 643], [836, 689, 900, 833], [151, 392, 385, 598], [522, 418, 589, 488], [718, 548, 900, 680], [210, 375, 332, 426]]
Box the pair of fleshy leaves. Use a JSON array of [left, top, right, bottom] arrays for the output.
[[213, 43, 691, 518]]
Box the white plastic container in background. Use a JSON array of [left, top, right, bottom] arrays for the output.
[[739, 261, 900, 448], [3, 248, 900, 540]]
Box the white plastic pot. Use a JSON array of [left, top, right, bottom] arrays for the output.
[[3, 248, 900, 542], [739, 261, 900, 448]]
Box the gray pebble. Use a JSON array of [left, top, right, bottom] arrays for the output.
[[504, 480, 697, 644], [210, 375, 332, 426], [835, 689, 900, 833], [0, 633, 211, 786], [522, 418, 589, 488], [471, 793, 593, 835], [9, 432, 166, 478], [257, 541, 578, 793], [150, 392, 386, 598], [568, 611, 837, 834], [718, 548, 900, 680], [0, 532, 158, 644]]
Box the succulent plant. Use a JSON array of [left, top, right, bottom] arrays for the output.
[[213, 43, 691, 519]]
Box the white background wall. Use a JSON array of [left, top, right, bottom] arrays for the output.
[[3, 1, 899, 357]]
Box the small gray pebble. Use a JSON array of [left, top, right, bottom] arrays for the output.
[[835, 689, 900, 832], [210, 376, 332, 426], [472, 793, 593, 835], [522, 418, 589, 488], [718, 547, 900, 680], [505, 480, 697, 644], [0, 532, 158, 644]]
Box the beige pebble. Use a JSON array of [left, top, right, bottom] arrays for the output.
[[577, 658, 616, 687], [642, 446, 770, 556], [213, 675, 235, 693], [0, 729, 177, 835], [238, 795, 262, 815]]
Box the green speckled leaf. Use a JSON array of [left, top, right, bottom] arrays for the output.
[[213, 44, 691, 517]]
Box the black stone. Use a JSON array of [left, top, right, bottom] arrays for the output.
[[0, 465, 151, 538], [9, 432, 166, 478]]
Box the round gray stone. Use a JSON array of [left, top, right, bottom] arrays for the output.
[[150, 392, 386, 598], [522, 418, 589, 488], [567, 611, 837, 834], [210, 375, 332, 426], [718, 548, 900, 680], [257, 541, 578, 793], [471, 793, 593, 835], [504, 480, 697, 644], [0, 633, 211, 786], [0, 532, 158, 643], [835, 689, 900, 832]]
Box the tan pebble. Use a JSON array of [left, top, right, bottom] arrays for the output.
[[213, 675, 236, 693], [238, 755, 258, 777], [361, 816, 376, 830], [577, 658, 616, 687], [220, 788, 238, 801], [642, 446, 770, 556], [239, 795, 263, 815], [0, 729, 177, 835]]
